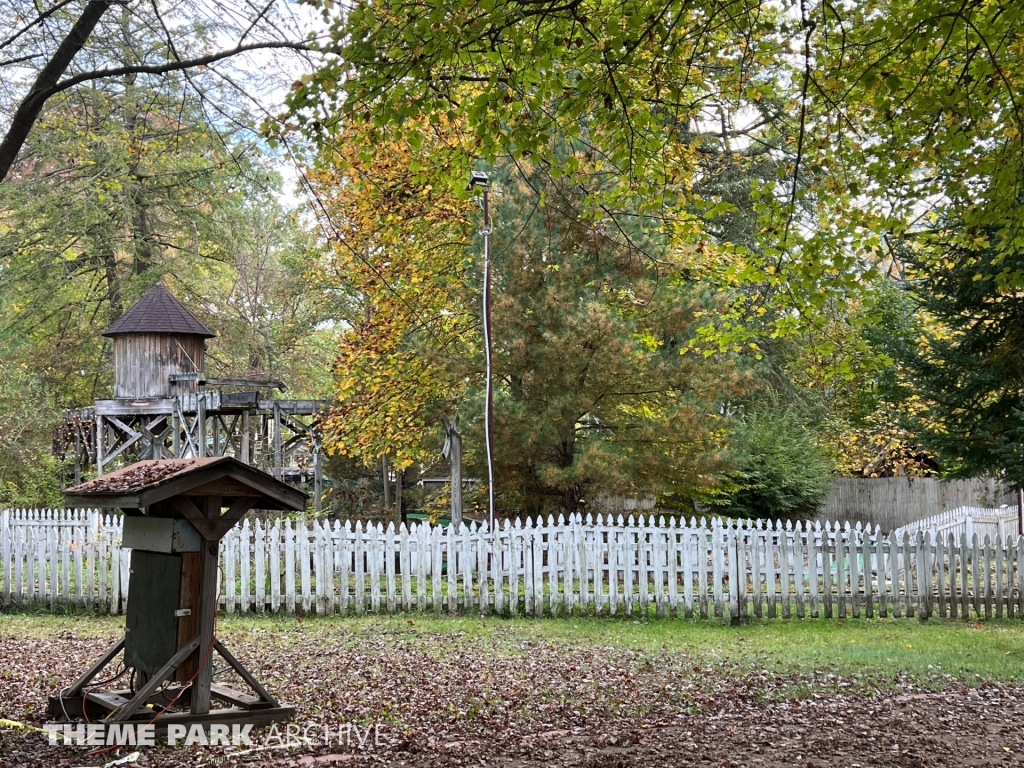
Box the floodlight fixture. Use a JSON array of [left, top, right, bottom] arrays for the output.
[[468, 170, 490, 189]]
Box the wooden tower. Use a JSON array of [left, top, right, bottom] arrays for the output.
[[59, 281, 326, 510], [103, 282, 215, 399]]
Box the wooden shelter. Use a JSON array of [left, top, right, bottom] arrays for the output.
[[50, 457, 305, 729]]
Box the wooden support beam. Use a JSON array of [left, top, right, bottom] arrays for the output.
[[257, 399, 324, 413], [443, 415, 463, 529], [101, 424, 144, 464], [171, 409, 181, 458], [170, 496, 250, 541], [177, 551, 201, 681], [95, 414, 105, 475], [213, 640, 280, 707], [190, 504, 220, 715], [94, 399, 174, 416], [84, 690, 131, 712], [138, 419, 171, 461], [111, 635, 201, 722], [223, 496, 257, 527], [67, 636, 125, 696], [197, 397, 207, 458], [210, 683, 272, 710], [314, 441, 322, 514], [280, 412, 314, 435], [273, 402, 282, 480], [240, 411, 250, 463], [74, 428, 82, 485], [106, 415, 142, 441]]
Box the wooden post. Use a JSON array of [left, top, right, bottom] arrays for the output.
[[73, 427, 82, 485], [313, 440, 323, 514], [177, 550, 201, 681], [190, 494, 222, 715], [442, 415, 463, 530], [95, 415, 105, 475], [1017, 487, 1023, 539], [273, 403, 283, 480], [241, 410, 250, 463], [212, 414, 221, 457], [172, 407, 181, 458], [197, 396, 207, 458], [381, 455, 391, 510]]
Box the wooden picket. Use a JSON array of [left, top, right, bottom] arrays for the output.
[[5, 509, 1024, 620]]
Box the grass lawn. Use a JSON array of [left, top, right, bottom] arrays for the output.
[[4, 610, 1024, 693]]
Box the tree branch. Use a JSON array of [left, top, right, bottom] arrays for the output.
[[0, 0, 80, 53], [0, 0, 114, 183], [47, 39, 316, 98], [0, 31, 314, 183]]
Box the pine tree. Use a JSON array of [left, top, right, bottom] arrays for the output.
[[900, 230, 1024, 488], [471, 164, 743, 516]]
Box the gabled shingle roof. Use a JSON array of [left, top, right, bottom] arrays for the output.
[[63, 457, 307, 512], [103, 283, 215, 338]]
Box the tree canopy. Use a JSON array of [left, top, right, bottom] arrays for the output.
[[3, 0, 1022, 510]]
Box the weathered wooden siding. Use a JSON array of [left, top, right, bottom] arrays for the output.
[[112, 333, 205, 398], [817, 477, 1015, 532]]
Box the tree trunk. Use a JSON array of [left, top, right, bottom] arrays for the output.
[[394, 466, 404, 528], [381, 455, 391, 510], [443, 415, 463, 530], [563, 485, 580, 517], [130, 184, 156, 274], [95, 231, 123, 320]]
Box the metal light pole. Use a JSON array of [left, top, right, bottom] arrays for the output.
[[469, 170, 495, 532]]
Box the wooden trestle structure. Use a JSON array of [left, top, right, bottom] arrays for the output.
[[57, 282, 325, 511]]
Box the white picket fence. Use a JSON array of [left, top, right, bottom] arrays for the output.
[[4, 509, 1024, 620], [895, 506, 1019, 543]]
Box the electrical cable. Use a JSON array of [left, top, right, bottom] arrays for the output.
[[84, 631, 219, 759], [58, 686, 72, 722], [80, 664, 130, 725]]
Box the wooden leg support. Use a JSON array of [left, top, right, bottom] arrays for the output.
[[50, 633, 294, 729], [67, 636, 125, 696], [111, 635, 200, 722], [213, 640, 280, 707]]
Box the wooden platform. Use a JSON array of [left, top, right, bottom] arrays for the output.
[[49, 685, 294, 732]]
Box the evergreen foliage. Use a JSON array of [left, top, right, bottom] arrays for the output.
[[476, 164, 743, 515], [715, 406, 834, 522], [900, 232, 1024, 489]]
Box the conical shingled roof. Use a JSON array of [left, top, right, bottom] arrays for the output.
[[102, 282, 216, 338]]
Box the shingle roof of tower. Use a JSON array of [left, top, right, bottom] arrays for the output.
[[102, 283, 215, 338]]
